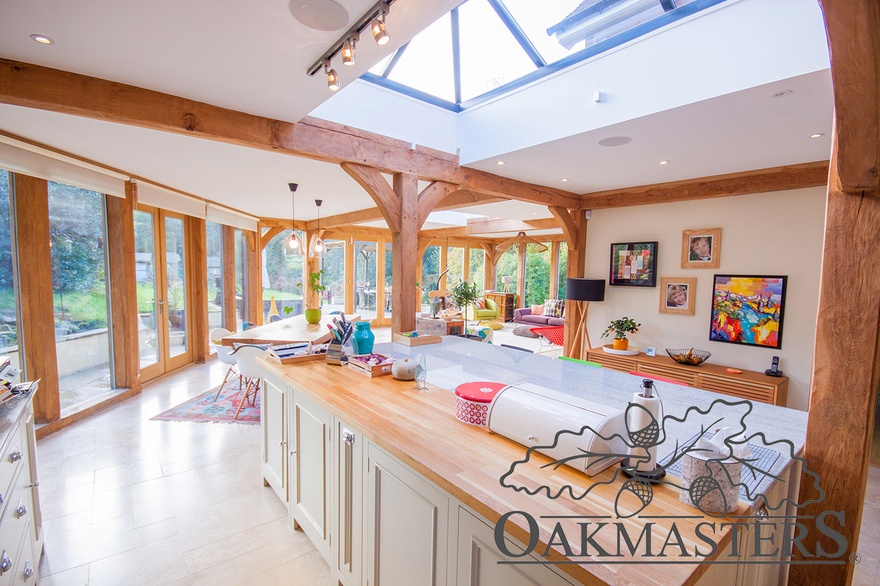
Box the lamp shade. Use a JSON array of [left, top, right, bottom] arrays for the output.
[[566, 278, 605, 302]]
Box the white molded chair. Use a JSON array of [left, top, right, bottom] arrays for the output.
[[210, 327, 237, 400], [231, 345, 271, 420]]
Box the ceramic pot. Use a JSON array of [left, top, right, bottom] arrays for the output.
[[613, 338, 629, 351], [304, 308, 322, 324], [392, 357, 417, 381], [352, 321, 375, 355]]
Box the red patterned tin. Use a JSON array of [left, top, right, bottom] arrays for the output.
[[454, 381, 506, 427]]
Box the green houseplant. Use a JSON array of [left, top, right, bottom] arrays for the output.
[[299, 270, 327, 324], [601, 316, 641, 350], [450, 281, 480, 328]]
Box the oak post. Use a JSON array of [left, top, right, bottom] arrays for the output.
[[106, 181, 140, 388], [13, 174, 60, 422], [188, 216, 209, 363], [245, 229, 262, 325], [221, 225, 236, 331], [392, 173, 419, 333]]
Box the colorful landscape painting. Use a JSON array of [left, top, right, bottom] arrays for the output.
[[710, 275, 787, 349]]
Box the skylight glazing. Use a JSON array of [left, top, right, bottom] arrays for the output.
[[364, 0, 724, 111]]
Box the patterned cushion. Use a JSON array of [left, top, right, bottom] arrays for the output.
[[474, 298, 486, 309], [544, 299, 566, 318], [530, 304, 545, 316]]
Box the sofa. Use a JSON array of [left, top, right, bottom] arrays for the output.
[[465, 297, 499, 321], [514, 303, 565, 327]]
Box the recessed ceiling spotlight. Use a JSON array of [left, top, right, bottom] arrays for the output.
[[772, 90, 792, 98], [809, 133, 825, 139], [496, 161, 505, 165], [659, 160, 670, 165], [30, 34, 55, 45], [598, 136, 632, 147], [561, 178, 569, 182]]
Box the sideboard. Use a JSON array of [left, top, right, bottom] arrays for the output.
[[585, 347, 788, 406]]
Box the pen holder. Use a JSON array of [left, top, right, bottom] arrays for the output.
[[325, 342, 344, 365]]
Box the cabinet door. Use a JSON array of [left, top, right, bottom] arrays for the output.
[[261, 375, 287, 505], [457, 508, 574, 586], [335, 420, 363, 586], [364, 443, 449, 586], [291, 392, 333, 562]]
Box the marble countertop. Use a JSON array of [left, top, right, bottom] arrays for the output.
[[0, 392, 35, 450], [377, 337, 809, 500]]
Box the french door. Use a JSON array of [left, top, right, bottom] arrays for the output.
[[135, 205, 193, 381]]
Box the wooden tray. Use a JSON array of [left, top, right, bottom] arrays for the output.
[[280, 352, 327, 365], [392, 333, 442, 346], [346, 354, 395, 377]]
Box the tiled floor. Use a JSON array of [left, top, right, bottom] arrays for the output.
[[36, 358, 332, 585]]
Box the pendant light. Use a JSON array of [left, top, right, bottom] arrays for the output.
[[312, 199, 324, 256], [285, 183, 302, 253]]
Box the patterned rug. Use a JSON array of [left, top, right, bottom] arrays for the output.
[[151, 379, 261, 425]]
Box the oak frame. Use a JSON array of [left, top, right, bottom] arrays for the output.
[[681, 227, 721, 269], [659, 277, 696, 316]]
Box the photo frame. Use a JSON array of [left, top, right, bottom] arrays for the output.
[[659, 277, 697, 315], [710, 275, 787, 349], [609, 241, 658, 287], [681, 228, 722, 269]]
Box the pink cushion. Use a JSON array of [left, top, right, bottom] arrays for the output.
[[474, 298, 486, 309], [530, 304, 545, 316]]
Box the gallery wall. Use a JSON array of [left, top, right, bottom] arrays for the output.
[[584, 186, 826, 411]]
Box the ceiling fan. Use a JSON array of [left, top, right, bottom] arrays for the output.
[[495, 232, 549, 255]]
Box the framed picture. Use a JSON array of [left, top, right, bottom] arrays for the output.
[[659, 277, 697, 315], [681, 228, 722, 269], [609, 241, 658, 287], [710, 275, 787, 349]]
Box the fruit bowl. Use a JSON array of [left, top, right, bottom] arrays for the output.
[[666, 348, 711, 366]]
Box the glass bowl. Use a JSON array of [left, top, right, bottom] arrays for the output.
[[666, 348, 711, 366]]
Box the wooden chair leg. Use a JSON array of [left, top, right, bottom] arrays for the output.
[[234, 380, 253, 420], [214, 365, 236, 401]]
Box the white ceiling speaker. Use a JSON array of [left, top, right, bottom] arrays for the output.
[[289, 0, 349, 31]]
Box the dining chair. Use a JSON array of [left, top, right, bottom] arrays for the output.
[[231, 345, 269, 420], [210, 327, 238, 400]]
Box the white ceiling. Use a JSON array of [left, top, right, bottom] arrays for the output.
[[0, 0, 833, 227]]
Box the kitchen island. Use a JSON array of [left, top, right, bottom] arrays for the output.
[[259, 337, 810, 585]]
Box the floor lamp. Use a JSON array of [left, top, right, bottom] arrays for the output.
[[565, 278, 605, 360]]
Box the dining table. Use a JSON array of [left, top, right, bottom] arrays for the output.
[[220, 313, 361, 347]]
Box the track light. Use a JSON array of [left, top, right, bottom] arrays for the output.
[[371, 9, 390, 46], [324, 61, 340, 92], [341, 34, 358, 66]]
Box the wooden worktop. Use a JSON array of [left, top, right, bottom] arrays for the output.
[[262, 355, 751, 585]]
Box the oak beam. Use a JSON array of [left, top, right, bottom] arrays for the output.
[[466, 217, 559, 235], [341, 163, 400, 231], [581, 161, 830, 209], [417, 181, 460, 227], [188, 216, 210, 363], [259, 226, 284, 250], [106, 181, 140, 389], [0, 59, 581, 208], [13, 174, 60, 423], [392, 173, 419, 333], [820, 0, 879, 192]]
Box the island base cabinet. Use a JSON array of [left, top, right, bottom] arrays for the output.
[[456, 508, 576, 586], [261, 374, 288, 506], [335, 419, 363, 586], [364, 443, 451, 586], [290, 391, 333, 564]]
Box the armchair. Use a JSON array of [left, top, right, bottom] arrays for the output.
[[466, 297, 499, 321]]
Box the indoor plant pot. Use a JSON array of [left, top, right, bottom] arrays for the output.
[[613, 338, 629, 351], [304, 308, 322, 324]]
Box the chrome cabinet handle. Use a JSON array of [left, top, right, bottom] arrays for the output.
[[23, 562, 33, 580], [279, 440, 287, 446], [16, 499, 27, 518], [289, 450, 296, 456], [0, 550, 10, 574], [342, 428, 355, 445], [9, 450, 21, 463], [26, 481, 38, 488]]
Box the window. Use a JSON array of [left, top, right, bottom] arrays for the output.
[[234, 228, 248, 327], [263, 229, 305, 318], [321, 239, 346, 313], [421, 245, 441, 309], [469, 248, 485, 287], [206, 221, 224, 336], [446, 246, 465, 286], [0, 170, 21, 379], [557, 242, 569, 298], [495, 245, 518, 294], [353, 241, 378, 319], [524, 242, 552, 306], [48, 181, 114, 412]]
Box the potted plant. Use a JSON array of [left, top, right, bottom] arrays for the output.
[[601, 316, 641, 350], [298, 270, 327, 324], [450, 281, 480, 328]]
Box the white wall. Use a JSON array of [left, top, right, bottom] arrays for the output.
[[583, 187, 826, 411]]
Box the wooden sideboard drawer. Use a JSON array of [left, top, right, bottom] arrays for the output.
[[696, 375, 779, 405], [585, 351, 637, 373], [635, 363, 696, 386]]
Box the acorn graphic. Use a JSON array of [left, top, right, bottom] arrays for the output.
[[624, 403, 660, 448], [688, 476, 727, 517], [615, 477, 654, 518]]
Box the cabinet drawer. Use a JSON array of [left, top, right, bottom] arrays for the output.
[[0, 471, 30, 586], [10, 529, 35, 585], [635, 362, 695, 386], [696, 375, 776, 404], [0, 426, 25, 518], [586, 352, 637, 372]]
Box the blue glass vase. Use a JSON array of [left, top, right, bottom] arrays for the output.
[[351, 321, 375, 355]]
